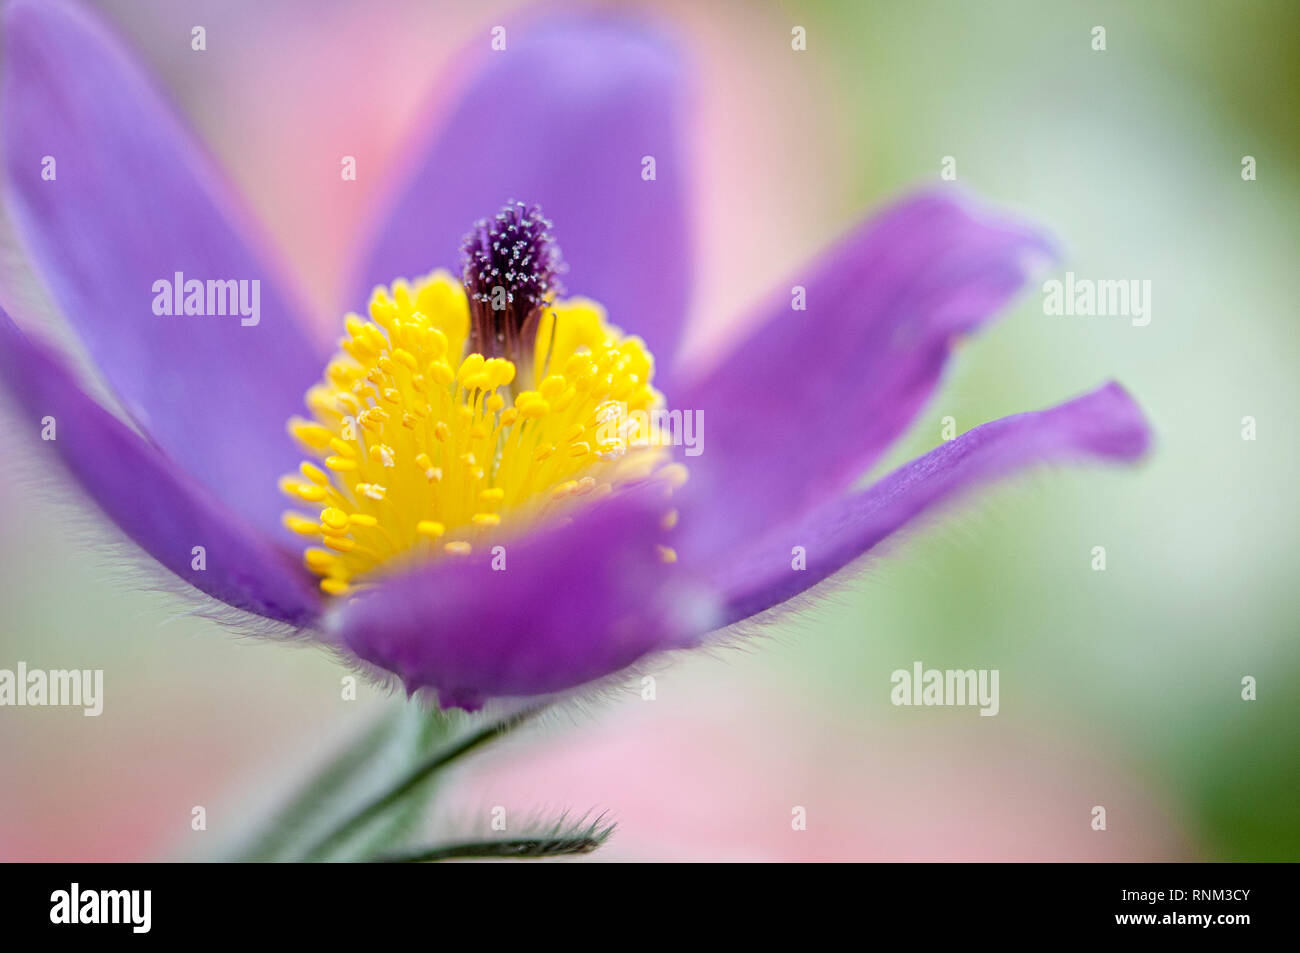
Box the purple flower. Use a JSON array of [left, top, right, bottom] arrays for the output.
[[0, 1, 1149, 710]]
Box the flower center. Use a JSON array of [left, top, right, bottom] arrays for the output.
[[280, 204, 681, 597]]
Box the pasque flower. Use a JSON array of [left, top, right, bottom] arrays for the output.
[[0, 1, 1149, 710]]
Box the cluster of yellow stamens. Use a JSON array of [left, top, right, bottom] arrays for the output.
[[280, 270, 680, 596]]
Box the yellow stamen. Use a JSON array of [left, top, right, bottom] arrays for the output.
[[280, 270, 680, 595]]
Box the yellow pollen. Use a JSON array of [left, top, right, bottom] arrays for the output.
[[282, 270, 682, 595]]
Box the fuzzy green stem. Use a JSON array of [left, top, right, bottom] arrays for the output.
[[300, 703, 546, 861]]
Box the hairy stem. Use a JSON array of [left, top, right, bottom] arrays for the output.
[[300, 703, 547, 861]]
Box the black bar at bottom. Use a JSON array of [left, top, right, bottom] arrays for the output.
[[3, 861, 1291, 939]]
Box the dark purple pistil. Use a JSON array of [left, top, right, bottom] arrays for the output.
[[460, 200, 565, 361]]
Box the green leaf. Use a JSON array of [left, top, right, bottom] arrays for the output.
[[371, 810, 616, 863]]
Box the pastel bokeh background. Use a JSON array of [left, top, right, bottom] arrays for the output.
[[1, 0, 1296, 860]]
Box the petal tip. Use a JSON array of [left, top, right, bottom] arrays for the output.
[[1087, 380, 1153, 462]]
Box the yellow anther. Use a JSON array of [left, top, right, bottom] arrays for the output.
[[362, 324, 388, 353], [325, 455, 357, 472], [479, 488, 505, 503], [656, 545, 678, 564], [369, 444, 396, 468], [328, 438, 356, 458], [320, 578, 350, 596], [323, 535, 357, 553], [472, 512, 501, 527], [280, 477, 327, 502], [350, 514, 379, 528], [434, 421, 451, 442], [443, 541, 472, 556], [456, 353, 485, 386], [568, 441, 591, 458], [661, 508, 679, 530], [417, 520, 446, 539], [300, 462, 329, 485], [341, 339, 369, 363], [391, 279, 413, 308], [289, 418, 333, 450], [539, 374, 566, 400], [413, 452, 442, 482], [358, 408, 388, 432], [305, 387, 339, 417], [357, 483, 387, 501], [368, 288, 397, 325], [392, 348, 418, 370], [429, 361, 455, 387], [563, 353, 593, 378], [345, 313, 369, 339], [282, 513, 322, 536], [303, 548, 336, 573], [320, 508, 350, 531], [485, 358, 516, 388], [327, 361, 360, 387]]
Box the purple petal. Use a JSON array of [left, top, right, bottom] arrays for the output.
[[676, 191, 1055, 559], [2, 0, 323, 536], [354, 13, 691, 378], [710, 382, 1150, 625], [332, 492, 718, 709], [0, 310, 321, 627]]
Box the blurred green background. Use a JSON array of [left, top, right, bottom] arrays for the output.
[[1, 0, 1296, 860]]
